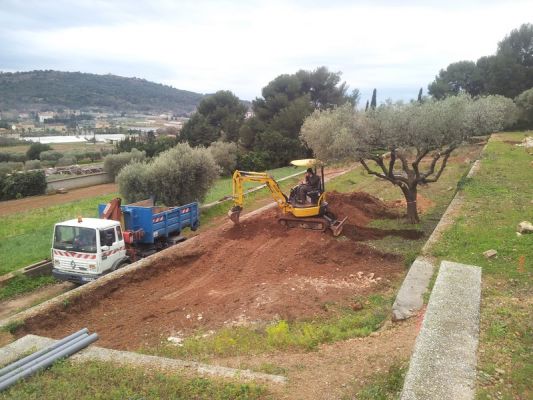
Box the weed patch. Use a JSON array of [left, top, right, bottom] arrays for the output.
[[0, 360, 267, 400], [0, 275, 56, 301]]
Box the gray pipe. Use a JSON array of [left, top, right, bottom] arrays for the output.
[[0, 328, 89, 378], [0, 333, 98, 392], [0, 333, 89, 384]]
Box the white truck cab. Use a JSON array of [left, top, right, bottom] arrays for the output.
[[51, 218, 128, 284]]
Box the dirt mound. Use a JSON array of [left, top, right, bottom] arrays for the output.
[[22, 191, 419, 351], [327, 191, 401, 224], [387, 194, 435, 215]]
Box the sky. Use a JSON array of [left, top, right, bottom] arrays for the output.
[[0, 0, 531, 104]]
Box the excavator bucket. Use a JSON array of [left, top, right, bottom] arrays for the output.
[[228, 206, 242, 224], [330, 216, 348, 237]]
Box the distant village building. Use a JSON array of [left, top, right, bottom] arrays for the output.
[[38, 112, 55, 123]]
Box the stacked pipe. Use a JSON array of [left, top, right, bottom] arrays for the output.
[[0, 328, 98, 392]]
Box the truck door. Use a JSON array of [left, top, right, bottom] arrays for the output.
[[99, 227, 123, 273]]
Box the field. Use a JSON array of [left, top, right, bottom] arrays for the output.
[[0, 143, 487, 399]]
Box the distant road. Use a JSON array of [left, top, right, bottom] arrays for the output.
[[0, 183, 118, 217]]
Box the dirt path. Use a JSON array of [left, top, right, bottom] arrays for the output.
[[0, 183, 117, 217], [216, 318, 419, 400], [0, 282, 75, 320]]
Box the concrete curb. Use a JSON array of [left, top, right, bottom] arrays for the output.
[[0, 334, 287, 385], [400, 261, 482, 400], [391, 257, 435, 321]]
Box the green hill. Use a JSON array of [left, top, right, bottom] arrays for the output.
[[0, 70, 205, 114]]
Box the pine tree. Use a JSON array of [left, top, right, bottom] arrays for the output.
[[417, 88, 423, 103], [365, 100, 369, 111], [370, 89, 377, 109]]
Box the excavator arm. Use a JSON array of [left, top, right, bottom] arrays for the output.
[[228, 170, 292, 224]]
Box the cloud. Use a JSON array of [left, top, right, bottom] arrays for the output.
[[0, 0, 531, 101]]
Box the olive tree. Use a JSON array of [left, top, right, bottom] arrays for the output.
[[208, 141, 238, 175], [301, 95, 517, 223], [117, 143, 219, 205]]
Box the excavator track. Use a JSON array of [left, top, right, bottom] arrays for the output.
[[278, 216, 328, 232]]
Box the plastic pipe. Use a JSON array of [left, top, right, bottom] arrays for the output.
[[0, 333, 89, 384], [0, 328, 89, 378], [0, 333, 98, 392]]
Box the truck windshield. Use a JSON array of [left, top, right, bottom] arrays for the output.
[[53, 226, 97, 253]]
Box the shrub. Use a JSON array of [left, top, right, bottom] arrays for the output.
[[0, 162, 24, 175], [0, 152, 10, 162], [24, 160, 41, 170], [103, 148, 146, 180], [0, 170, 47, 200], [116, 161, 153, 203], [39, 150, 63, 162], [208, 141, 238, 175], [26, 142, 52, 160], [236, 151, 269, 171], [56, 156, 76, 166], [9, 153, 26, 163], [117, 143, 218, 205]]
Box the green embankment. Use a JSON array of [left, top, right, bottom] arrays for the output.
[[431, 133, 532, 400]]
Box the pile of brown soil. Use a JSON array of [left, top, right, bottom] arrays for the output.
[[22, 192, 422, 351]]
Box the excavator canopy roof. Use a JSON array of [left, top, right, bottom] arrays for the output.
[[290, 159, 321, 167]]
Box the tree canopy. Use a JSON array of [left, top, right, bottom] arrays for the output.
[[301, 95, 517, 223], [180, 90, 247, 147], [428, 24, 533, 99], [240, 66, 358, 168]]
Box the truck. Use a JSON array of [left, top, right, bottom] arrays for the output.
[[51, 198, 200, 284]]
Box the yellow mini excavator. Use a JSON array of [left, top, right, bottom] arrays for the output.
[[228, 159, 347, 236]]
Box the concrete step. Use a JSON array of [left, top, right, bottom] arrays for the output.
[[401, 260, 482, 400]]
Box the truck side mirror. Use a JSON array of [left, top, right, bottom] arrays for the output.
[[101, 245, 110, 251]]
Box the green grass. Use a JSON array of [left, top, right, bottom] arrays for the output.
[[0, 275, 57, 300], [344, 360, 408, 400], [429, 133, 532, 400], [0, 360, 267, 400], [0, 193, 118, 275], [143, 294, 390, 360]]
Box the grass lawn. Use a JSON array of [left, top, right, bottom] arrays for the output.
[[430, 132, 532, 400], [0, 360, 266, 400]]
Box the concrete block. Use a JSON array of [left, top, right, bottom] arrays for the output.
[[392, 257, 435, 321], [401, 261, 482, 400]]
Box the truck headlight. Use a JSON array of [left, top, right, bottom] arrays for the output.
[[54, 259, 60, 267], [88, 264, 96, 271]]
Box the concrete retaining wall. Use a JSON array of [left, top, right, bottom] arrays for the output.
[[46, 172, 112, 191]]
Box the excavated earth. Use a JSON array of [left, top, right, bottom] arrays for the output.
[[21, 192, 423, 350]]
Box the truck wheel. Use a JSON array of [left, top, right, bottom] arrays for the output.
[[111, 261, 129, 272], [191, 220, 200, 231]]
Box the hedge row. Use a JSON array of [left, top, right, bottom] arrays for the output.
[[0, 170, 47, 201]]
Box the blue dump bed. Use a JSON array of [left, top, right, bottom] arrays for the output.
[[98, 201, 199, 244]]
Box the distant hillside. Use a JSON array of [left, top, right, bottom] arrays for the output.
[[0, 70, 205, 114]]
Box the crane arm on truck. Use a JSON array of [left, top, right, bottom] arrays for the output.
[[101, 198, 123, 221]]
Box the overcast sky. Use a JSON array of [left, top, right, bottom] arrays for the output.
[[0, 0, 531, 104]]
